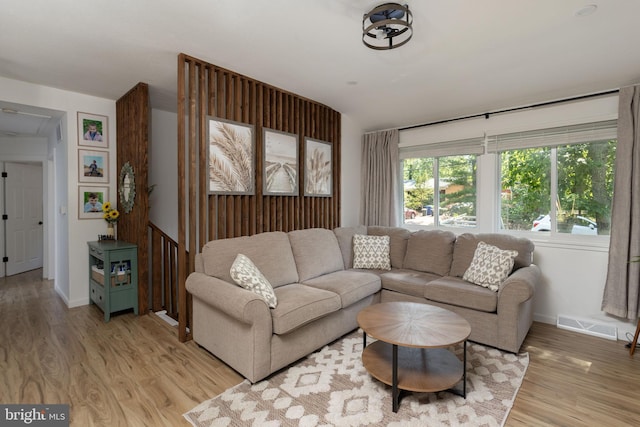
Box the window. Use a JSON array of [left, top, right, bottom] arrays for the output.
[[403, 157, 435, 224], [495, 121, 617, 236], [401, 137, 482, 228], [400, 120, 615, 235], [501, 147, 551, 231], [437, 155, 477, 228]]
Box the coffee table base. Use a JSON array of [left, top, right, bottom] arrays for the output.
[[362, 338, 467, 412]]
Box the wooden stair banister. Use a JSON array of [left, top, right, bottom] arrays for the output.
[[147, 221, 190, 334]]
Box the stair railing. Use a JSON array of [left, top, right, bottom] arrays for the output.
[[147, 222, 189, 330]]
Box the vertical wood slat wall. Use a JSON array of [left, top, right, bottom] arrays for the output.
[[116, 82, 150, 316], [177, 53, 341, 341]]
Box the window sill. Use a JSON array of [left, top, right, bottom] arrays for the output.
[[508, 231, 610, 252], [402, 223, 610, 252]]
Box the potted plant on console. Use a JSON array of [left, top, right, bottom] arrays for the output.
[[102, 202, 119, 240]]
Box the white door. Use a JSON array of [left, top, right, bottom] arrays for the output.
[[5, 162, 43, 276]]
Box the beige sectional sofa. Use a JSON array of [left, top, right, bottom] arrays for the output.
[[186, 226, 540, 383]]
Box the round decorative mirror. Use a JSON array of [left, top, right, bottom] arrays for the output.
[[119, 162, 136, 213]]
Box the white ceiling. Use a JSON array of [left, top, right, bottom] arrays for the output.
[[1, 0, 639, 133]]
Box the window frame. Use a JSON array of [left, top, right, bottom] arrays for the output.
[[493, 121, 616, 240], [399, 120, 616, 245], [401, 148, 480, 229], [401, 137, 484, 229]]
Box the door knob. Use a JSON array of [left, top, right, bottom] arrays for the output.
[[38, 221, 43, 225]]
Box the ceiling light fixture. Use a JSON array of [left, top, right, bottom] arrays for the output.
[[363, 3, 413, 50]]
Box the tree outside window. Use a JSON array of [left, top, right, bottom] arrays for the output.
[[501, 140, 616, 235], [403, 155, 477, 227]]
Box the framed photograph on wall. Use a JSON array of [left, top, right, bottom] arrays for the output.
[[304, 138, 332, 197], [78, 112, 108, 148], [263, 128, 299, 196], [78, 149, 108, 183], [208, 116, 255, 195], [78, 186, 109, 219]]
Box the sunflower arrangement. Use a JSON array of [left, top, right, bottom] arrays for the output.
[[102, 202, 120, 224]]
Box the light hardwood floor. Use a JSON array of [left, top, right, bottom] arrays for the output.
[[1, 269, 638, 426]]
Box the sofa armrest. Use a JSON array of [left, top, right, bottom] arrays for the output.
[[497, 264, 540, 309], [496, 264, 540, 352], [185, 272, 271, 325]]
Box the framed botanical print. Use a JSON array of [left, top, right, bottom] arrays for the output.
[[78, 149, 108, 183], [263, 128, 299, 196], [304, 138, 332, 197], [78, 112, 108, 149], [208, 117, 255, 195]]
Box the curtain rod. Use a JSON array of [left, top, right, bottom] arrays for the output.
[[399, 89, 620, 132]]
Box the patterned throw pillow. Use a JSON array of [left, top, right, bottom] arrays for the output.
[[230, 254, 278, 308], [352, 234, 391, 270], [462, 241, 518, 292]]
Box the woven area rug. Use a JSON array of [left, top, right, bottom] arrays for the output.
[[184, 331, 528, 427]]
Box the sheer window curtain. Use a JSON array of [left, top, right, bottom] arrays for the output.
[[360, 129, 400, 226], [602, 84, 640, 319]]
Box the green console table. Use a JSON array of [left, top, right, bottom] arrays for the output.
[[88, 240, 139, 322]]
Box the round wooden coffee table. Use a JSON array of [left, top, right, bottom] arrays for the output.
[[357, 301, 471, 412]]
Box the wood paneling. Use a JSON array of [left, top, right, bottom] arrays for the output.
[[177, 54, 342, 341], [116, 82, 149, 316]]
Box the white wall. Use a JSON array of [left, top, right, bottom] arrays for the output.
[[149, 109, 178, 241], [45, 122, 61, 280], [0, 137, 48, 156], [53, 117, 69, 299], [0, 76, 117, 307], [340, 114, 363, 226], [398, 93, 637, 339]]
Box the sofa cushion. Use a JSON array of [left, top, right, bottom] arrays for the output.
[[333, 225, 367, 269], [424, 276, 498, 313], [367, 226, 411, 268], [352, 234, 391, 270], [303, 270, 381, 308], [449, 233, 534, 278], [271, 284, 341, 335], [380, 269, 442, 298], [462, 242, 518, 292], [201, 231, 298, 287], [230, 254, 278, 308], [403, 229, 456, 276], [288, 228, 345, 281]]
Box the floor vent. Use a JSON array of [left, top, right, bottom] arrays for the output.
[[556, 314, 617, 340]]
